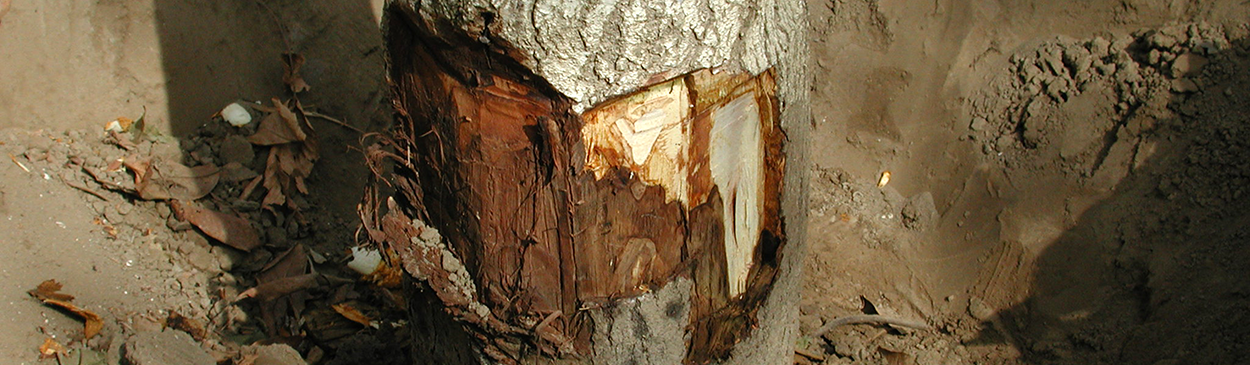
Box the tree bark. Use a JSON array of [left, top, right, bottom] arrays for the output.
[[366, 1, 810, 364]]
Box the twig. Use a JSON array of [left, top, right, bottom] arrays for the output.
[[80, 167, 129, 192], [806, 314, 931, 340], [305, 111, 365, 134], [794, 347, 827, 361], [59, 176, 111, 202], [8, 153, 29, 172]]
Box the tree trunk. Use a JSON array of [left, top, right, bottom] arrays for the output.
[[365, 1, 810, 364]]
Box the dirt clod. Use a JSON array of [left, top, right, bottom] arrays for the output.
[[122, 330, 215, 365]]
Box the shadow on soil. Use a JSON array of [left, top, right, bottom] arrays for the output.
[[975, 36, 1250, 364], [153, 0, 388, 215], [152, 1, 400, 363]]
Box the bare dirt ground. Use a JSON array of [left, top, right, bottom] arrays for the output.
[[800, 1, 1250, 364], [1, 0, 1249, 364]]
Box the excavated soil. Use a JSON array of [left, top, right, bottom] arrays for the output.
[[1, 1, 1249, 364]]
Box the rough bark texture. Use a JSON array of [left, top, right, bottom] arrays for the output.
[[372, 1, 810, 364]]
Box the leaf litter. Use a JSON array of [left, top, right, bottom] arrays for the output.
[[38, 337, 67, 359], [27, 280, 104, 339], [15, 50, 407, 363]]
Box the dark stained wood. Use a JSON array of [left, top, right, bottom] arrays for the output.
[[373, 2, 787, 363]]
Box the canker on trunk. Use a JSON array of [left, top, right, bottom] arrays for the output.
[[366, 3, 786, 363]]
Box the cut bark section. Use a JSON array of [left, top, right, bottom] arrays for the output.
[[373, 3, 786, 363]]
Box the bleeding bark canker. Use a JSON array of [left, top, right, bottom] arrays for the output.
[[372, 4, 785, 363]]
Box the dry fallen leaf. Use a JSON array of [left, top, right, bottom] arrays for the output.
[[260, 136, 319, 210], [38, 337, 66, 359], [236, 273, 321, 302], [248, 99, 307, 146], [27, 280, 104, 339], [28, 280, 74, 302], [331, 303, 375, 328], [243, 99, 320, 211], [282, 53, 311, 94], [170, 200, 262, 252], [128, 158, 220, 201], [259, 245, 308, 283], [107, 130, 137, 151]]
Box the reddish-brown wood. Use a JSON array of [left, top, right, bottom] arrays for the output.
[[369, 3, 787, 363]]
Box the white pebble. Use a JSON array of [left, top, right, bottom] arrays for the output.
[[220, 103, 253, 126]]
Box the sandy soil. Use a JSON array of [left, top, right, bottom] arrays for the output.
[[800, 1, 1250, 364], [1, 0, 1249, 364]]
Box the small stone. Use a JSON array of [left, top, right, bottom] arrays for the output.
[[1020, 64, 1043, 82], [1023, 83, 1041, 95], [1171, 78, 1199, 93], [969, 117, 989, 132], [1169, 53, 1208, 78], [1045, 79, 1065, 101], [246, 344, 308, 365], [1087, 36, 1111, 57], [1147, 31, 1177, 50], [1096, 62, 1116, 76], [1159, 50, 1176, 63], [156, 203, 172, 219], [185, 232, 211, 252], [1042, 51, 1065, 76], [218, 135, 255, 166], [901, 192, 939, 230], [799, 315, 823, 335], [187, 246, 221, 274], [123, 330, 215, 365], [104, 206, 124, 224], [167, 215, 193, 231], [995, 133, 1014, 151], [227, 305, 249, 325], [221, 103, 254, 127], [211, 246, 242, 272], [968, 296, 995, 321], [85, 155, 105, 168], [115, 202, 133, 215], [91, 201, 108, 214]]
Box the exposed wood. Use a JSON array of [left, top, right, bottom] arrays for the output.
[[370, 2, 789, 363]]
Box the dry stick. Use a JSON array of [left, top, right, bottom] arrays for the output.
[[60, 177, 111, 202], [8, 153, 30, 172], [305, 111, 365, 134]]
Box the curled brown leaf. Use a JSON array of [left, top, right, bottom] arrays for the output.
[[27, 280, 104, 339], [282, 53, 311, 94]]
